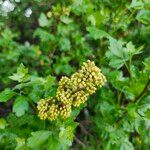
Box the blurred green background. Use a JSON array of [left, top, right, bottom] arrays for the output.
[[0, 0, 150, 149]]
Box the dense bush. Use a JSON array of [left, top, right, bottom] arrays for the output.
[[0, 0, 150, 149]]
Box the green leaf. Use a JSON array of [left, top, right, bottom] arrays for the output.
[[59, 38, 71, 51], [109, 58, 125, 69], [126, 42, 142, 56], [137, 94, 150, 119], [13, 96, 29, 117], [130, 0, 144, 9], [15, 138, 26, 150], [124, 72, 148, 100], [0, 88, 15, 102], [60, 15, 73, 24], [87, 26, 110, 40], [34, 28, 55, 42], [27, 131, 51, 150], [106, 38, 143, 69], [47, 135, 59, 150], [121, 119, 134, 132], [143, 57, 150, 70], [59, 126, 76, 149], [0, 118, 7, 129], [138, 104, 150, 119], [45, 75, 56, 88], [106, 38, 126, 69], [136, 10, 150, 25], [38, 13, 51, 27], [9, 63, 30, 83], [87, 15, 96, 26], [126, 103, 137, 118], [134, 117, 144, 134], [120, 138, 134, 150], [87, 11, 104, 26]]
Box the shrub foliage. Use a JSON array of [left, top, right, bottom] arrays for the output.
[[0, 0, 150, 149]]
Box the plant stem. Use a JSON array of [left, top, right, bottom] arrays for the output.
[[29, 100, 37, 112], [117, 91, 122, 105], [135, 78, 150, 103], [125, 62, 132, 78]]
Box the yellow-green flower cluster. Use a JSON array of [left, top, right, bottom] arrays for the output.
[[56, 60, 106, 107], [37, 60, 106, 121], [56, 77, 72, 105], [37, 98, 71, 120], [47, 6, 71, 18], [37, 98, 59, 121], [37, 99, 49, 120], [59, 104, 72, 119]]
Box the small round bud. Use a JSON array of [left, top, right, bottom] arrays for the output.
[[47, 104, 59, 121], [59, 104, 72, 119]]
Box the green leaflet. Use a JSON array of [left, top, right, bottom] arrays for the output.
[[106, 38, 143, 69], [13, 96, 29, 117], [0, 88, 15, 102], [87, 26, 110, 39], [9, 64, 30, 83], [27, 131, 52, 150]]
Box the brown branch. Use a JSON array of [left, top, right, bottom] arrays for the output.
[[80, 119, 92, 125], [79, 123, 93, 137], [74, 136, 86, 148]]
